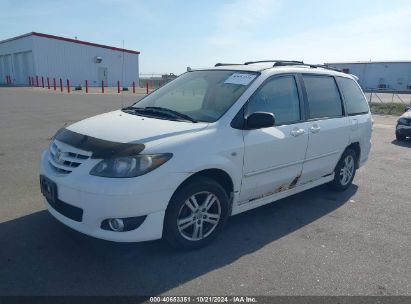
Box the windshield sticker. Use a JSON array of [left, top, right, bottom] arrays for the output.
[[224, 73, 257, 86]]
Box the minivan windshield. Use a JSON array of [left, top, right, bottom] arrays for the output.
[[131, 70, 259, 122]]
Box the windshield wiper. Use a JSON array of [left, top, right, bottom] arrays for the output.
[[122, 106, 197, 123], [143, 107, 198, 123]]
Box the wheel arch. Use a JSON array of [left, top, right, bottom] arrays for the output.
[[173, 168, 234, 198], [167, 168, 235, 214]]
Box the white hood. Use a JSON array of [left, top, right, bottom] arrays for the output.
[[67, 110, 208, 144]]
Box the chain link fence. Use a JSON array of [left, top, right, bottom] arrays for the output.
[[365, 91, 411, 115]]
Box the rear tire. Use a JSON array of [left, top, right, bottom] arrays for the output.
[[329, 148, 357, 192], [163, 176, 229, 250]]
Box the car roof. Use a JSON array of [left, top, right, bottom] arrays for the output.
[[195, 63, 355, 79]]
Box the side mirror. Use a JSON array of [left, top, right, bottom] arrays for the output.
[[405, 107, 411, 112], [245, 112, 275, 129]]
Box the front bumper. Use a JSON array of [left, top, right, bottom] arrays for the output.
[[396, 124, 411, 137], [40, 150, 189, 242]]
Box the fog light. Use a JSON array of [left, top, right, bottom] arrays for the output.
[[108, 218, 124, 232], [101, 215, 147, 232]]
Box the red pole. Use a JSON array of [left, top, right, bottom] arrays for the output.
[[132, 81, 135, 94], [53, 78, 56, 91], [41, 76, 44, 88], [85, 80, 88, 94], [36, 76, 39, 87], [66, 79, 70, 93], [47, 77, 50, 89], [60, 78, 63, 92], [117, 80, 120, 94], [146, 82, 149, 94], [102, 80, 104, 94]]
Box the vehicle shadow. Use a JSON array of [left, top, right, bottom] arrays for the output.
[[0, 184, 357, 295], [391, 138, 411, 148]]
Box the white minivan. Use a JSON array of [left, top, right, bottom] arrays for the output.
[[40, 61, 372, 249]]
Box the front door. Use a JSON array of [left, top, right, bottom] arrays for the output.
[[98, 67, 108, 85], [240, 75, 309, 202]]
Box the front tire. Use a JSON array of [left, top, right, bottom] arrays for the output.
[[163, 176, 229, 250], [329, 149, 357, 192]]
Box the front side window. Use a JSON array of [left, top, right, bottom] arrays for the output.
[[246, 75, 301, 125], [134, 70, 258, 122], [303, 75, 343, 119], [336, 77, 369, 115]]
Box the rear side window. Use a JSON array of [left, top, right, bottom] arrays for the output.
[[337, 77, 369, 115], [303, 75, 343, 119], [246, 75, 301, 125]]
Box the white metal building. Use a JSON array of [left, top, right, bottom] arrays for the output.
[[326, 61, 411, 91], [0, 32, 139, 87]]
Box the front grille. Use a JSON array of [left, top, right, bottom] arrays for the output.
[[48, 140, 91, 174]]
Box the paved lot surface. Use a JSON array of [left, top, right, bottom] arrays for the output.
[[0, 88, 410, 296]]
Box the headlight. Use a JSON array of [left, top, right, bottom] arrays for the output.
[[398, 118, 408, 125], [90, 154, 172, 178]]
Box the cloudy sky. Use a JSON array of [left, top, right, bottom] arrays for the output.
[[1, 0, 410, 74]]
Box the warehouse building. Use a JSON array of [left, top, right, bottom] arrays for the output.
[[0, 32, 139, 87], [326, 61, 411, 91]]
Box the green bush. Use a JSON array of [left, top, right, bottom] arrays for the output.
[[369, 102, 409, 116]]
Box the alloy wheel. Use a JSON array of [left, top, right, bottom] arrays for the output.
[[339, 155, 355, 186], [177, 191, 221, 241]]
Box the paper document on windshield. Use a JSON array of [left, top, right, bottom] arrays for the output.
[[224, 73, 257, 86]]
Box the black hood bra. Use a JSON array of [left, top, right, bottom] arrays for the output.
[[54, 128, 145, 159]]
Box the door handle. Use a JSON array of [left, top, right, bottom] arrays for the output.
[[290, 128, 305, 137], [310, 125, 321, 133]]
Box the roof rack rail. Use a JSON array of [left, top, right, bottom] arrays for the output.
[[214, 63, 242, 67], [313, 64, 342, 72], [244, 60, 304, 66], [214, 60, 343, 72]]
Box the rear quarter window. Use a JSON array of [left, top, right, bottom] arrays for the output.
[[336, 77, 369, 115]]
